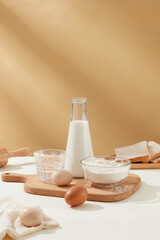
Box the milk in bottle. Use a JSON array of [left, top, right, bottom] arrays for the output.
[[65, 97, 93, 177]]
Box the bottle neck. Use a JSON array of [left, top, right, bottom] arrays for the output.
[[71, 97, 88, 121]]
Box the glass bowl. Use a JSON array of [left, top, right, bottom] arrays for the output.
[[34, 149, 66, 183], [80, 156, 131, 188]]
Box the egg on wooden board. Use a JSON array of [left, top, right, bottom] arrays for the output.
[[52, 170, 72, 186], [65, 185, 88, 207], [20, 207, 43, 227]]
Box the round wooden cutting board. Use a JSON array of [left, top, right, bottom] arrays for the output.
[[1, 172, 141, 202]]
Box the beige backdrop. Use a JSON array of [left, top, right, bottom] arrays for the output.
[[0, 0, 160, 155]]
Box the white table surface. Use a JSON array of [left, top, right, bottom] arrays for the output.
[[1, 157, 160, 240]]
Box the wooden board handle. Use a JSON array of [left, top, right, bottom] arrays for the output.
[[8, 147, 32, 158], [1, 173, 28, 182]]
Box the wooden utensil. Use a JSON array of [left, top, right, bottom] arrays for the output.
[[0, 147, 32, 167], [1, 172, 141, 202], [131, 162, 160, 169]]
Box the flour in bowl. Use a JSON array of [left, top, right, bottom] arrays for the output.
[[81, 157, 131, 186]]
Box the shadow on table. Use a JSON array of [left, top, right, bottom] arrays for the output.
[[0, 161, 35, 172], [118, 181, 160, 204], [71, 203, 104, 211]]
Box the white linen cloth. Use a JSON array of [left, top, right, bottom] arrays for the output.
[[0, 197, 59, 239]]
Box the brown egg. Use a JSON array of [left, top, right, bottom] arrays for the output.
[[52, 170, 72, 186], [20, 207, 43, 227], [65, 185, 88, 207]]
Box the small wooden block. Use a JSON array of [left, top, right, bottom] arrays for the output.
[[2, 173, 141, 202]]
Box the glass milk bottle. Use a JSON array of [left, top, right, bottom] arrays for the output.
[[65, 97, 94, 177]]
